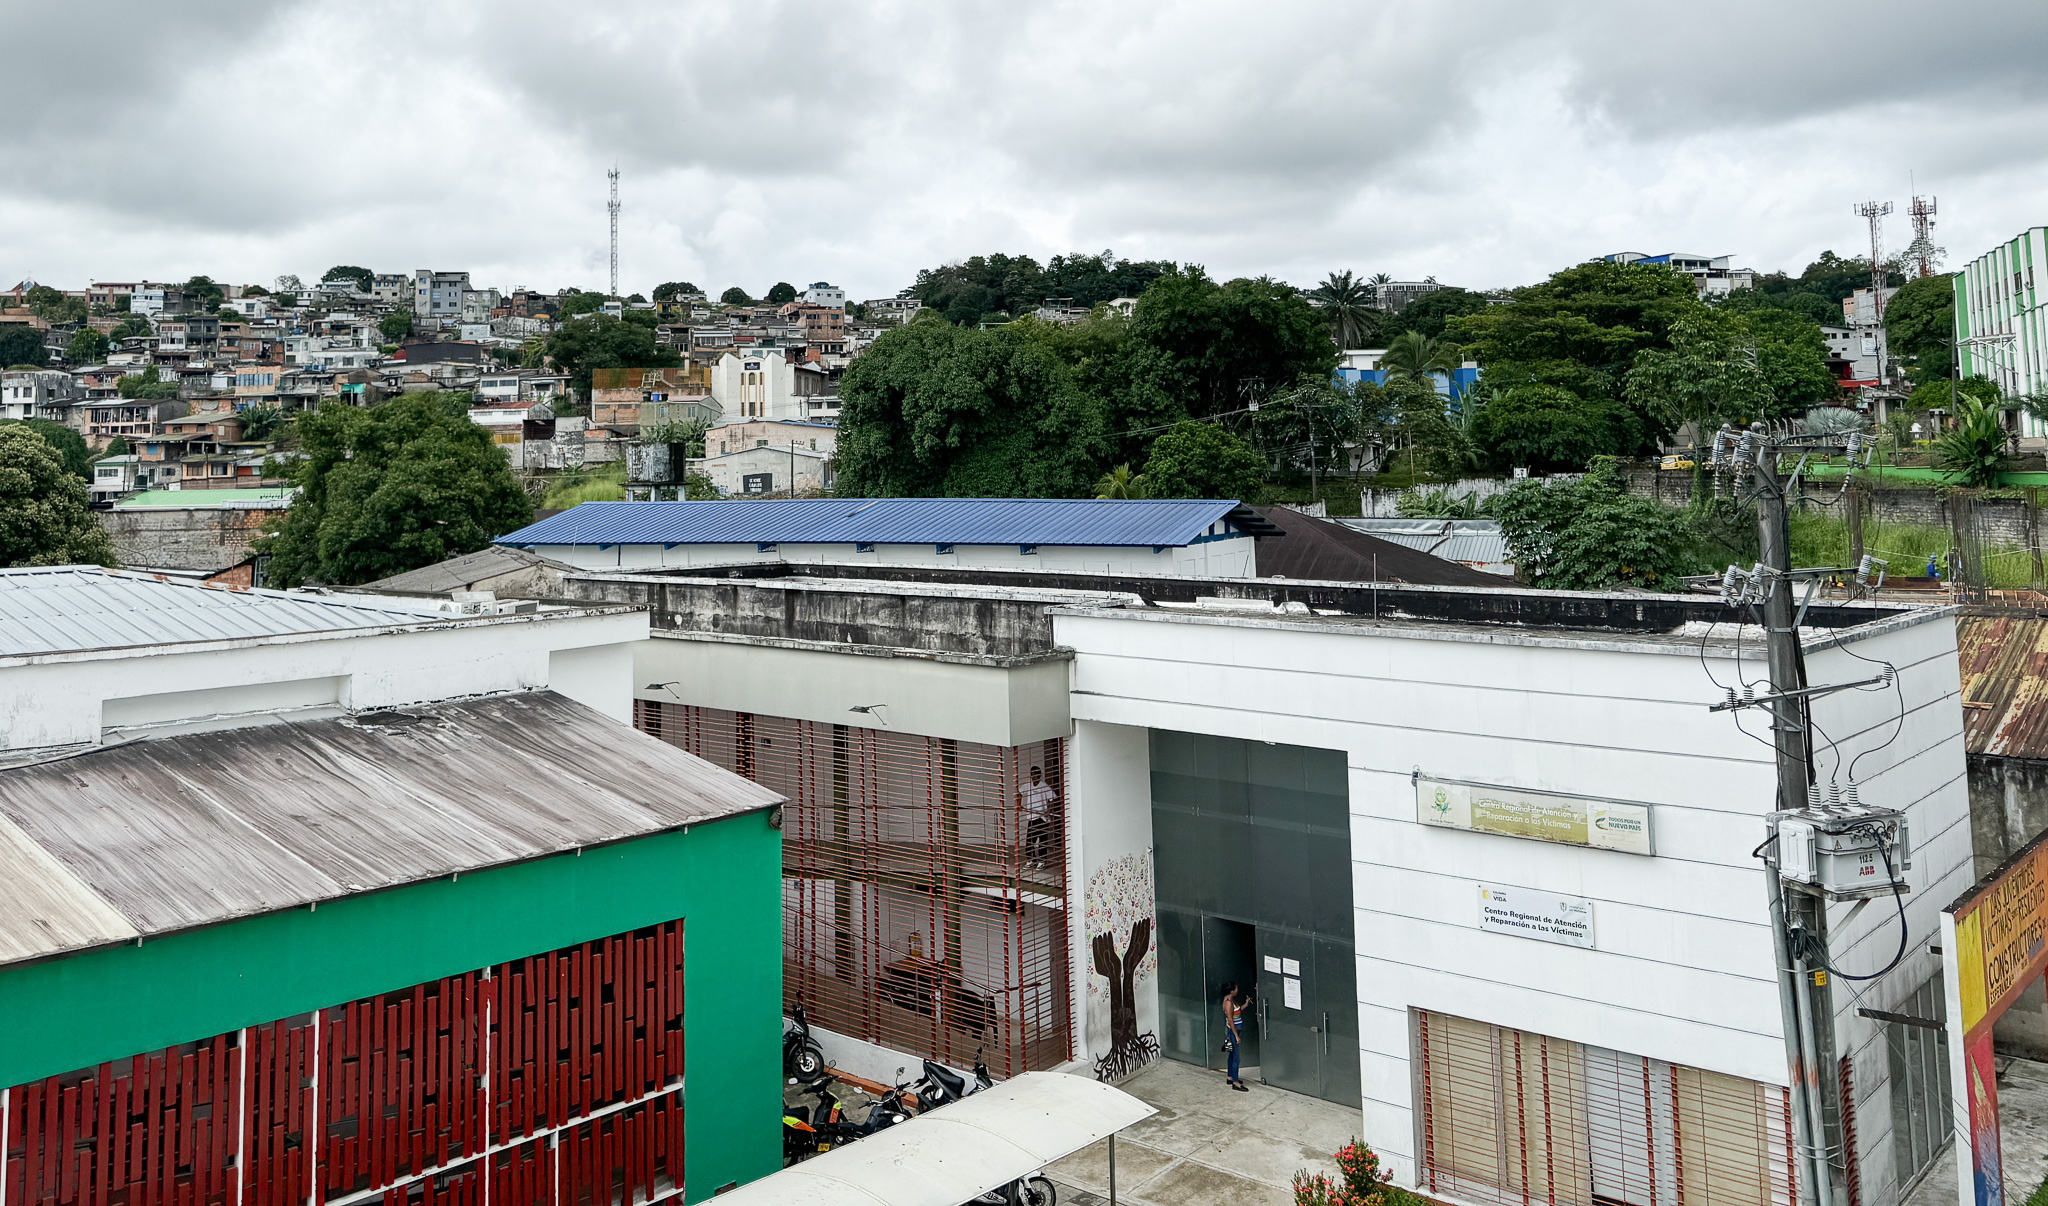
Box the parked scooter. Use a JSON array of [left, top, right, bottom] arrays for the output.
[[968, 1175, 1057, 1206], [783, 1002, 826, 1079]]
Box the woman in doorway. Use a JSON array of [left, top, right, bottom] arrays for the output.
[[1220, 982, 1249, 1092]]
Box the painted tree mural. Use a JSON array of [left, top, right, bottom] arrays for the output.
[[1085, 851, 1159, 1081]]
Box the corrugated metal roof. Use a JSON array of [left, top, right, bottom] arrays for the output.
[[0, 691, 781, 966], [363, 547, 577, 594], [1337, 518, 1510, 568], [1957, 613, 2048, 757], [0, 566, 441, 658], [496, 498, 1248, 549]]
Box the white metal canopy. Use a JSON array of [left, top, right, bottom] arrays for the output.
[[716, 1071, 1156, 1206]]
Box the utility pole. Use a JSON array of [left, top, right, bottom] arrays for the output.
[[1709, 423, 1891, 1206], [608, 167, 621, 300]]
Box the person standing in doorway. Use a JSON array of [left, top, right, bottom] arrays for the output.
[[1019, 765, 1058, 870], [1220, 982, 1249, 1091]]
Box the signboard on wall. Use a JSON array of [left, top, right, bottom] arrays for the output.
[[1477, 883, 1595, 949], [1415, 776, 1653, 855], [1945, 823, 2048, 1206]]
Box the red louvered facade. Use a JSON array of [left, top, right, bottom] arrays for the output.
[[2, 921, 687, 1206]]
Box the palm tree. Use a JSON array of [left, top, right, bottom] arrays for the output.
[[1367, 272, 1392, 310], [1380, 331, 1461, 389], [1309, 271, 1375, 348], [1936, 397, 2013, 487], [1094, 464, 1148, 499]]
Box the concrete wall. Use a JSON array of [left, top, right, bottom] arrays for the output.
[[0, 608, 647, 752], [100, 504, 278, 572], [1067, 720, 1158, 1072], [1051, 604, 1970, 1206], [1965, 755, 2048, 1059], [1619, 468, 2048, 549], [632, 633, 1072, 747]]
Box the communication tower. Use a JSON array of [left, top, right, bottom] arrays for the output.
[[1854, 200, 1893, 319], [1905, 195, 1941, 278], [607, 167, 621, 300]]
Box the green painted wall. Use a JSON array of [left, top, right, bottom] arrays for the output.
[[0, 813, 784, 1204]]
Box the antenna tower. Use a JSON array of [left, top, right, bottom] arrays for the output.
[[1854, 200, 1892, 319], [607, 167, 621, 299], [1906, 195, 1941, 278]]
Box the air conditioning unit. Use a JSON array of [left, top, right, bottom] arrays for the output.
[[1771, 804, 1911, 899]]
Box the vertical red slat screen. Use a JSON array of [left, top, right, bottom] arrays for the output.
[[3, 920, 686, 1206], [635, 700, 1073, 1076]]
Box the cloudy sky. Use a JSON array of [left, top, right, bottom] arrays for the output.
[[5, 2, 2044, 301]]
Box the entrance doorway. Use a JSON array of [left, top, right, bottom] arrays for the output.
[[1149, 730, 1360, 1108]]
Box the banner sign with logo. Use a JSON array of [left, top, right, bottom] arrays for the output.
[[1415, 776, 1653, 855]]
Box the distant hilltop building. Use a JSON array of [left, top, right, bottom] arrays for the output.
[[1601, 252, 1755, 296]]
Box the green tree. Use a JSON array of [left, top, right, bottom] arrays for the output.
[[1309, 270, 1377, 347], [766, 282, 797, 305], [182, 276, 225, 311], [25, 284, 87, 324], [1380, 331, 1461, 387], [0, 325, 45, 366], [66, 327, 110, 362], [256, 393, 533, 586], [1124, 268, 1336, 422], [1138, 421, 1265, 500], [378, 310, 414, 342], [2, 419, 91, 480], [1885, 273, 1956, 385], [1391, 287, 1491, 339], [1624, 308, 1774, 439], [116, 366, 181, 400], [1473, 384, 1634, 474], [322, 265, 375, 292], [0, 425, 114, 566], [1094, 464, 1148, 498], [651, 281, 700, 302], [1935, 397, 2012, 487], [109, 314, 152, 342], [543, 314, 681, 396], [719, 286, 754, 306], [1488, 461, 1700, 590], [238, 404, 286, 441], [834, 320, 1110, 497], [1449, 259, 1705, 465], [557, 289, 606, 319]]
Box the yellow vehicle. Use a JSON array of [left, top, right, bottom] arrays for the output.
[[1659, 454, 1695, 470]]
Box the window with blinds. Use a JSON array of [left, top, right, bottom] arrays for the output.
[[1417, 1010, 1794, 1206]]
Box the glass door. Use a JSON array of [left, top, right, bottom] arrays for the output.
[[1257, 926, 1320, 1096]]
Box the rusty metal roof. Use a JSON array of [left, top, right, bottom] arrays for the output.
[[1957, 613, 2048, 757], [0, 691, 781, 967]]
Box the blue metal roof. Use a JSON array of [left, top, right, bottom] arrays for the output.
[[497, 498, 1249, 549]]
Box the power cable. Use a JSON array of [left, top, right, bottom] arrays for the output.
[[1789, 828, 1910, 983]]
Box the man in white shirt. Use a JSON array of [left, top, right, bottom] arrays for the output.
[[1019, 764, 1058, 870]]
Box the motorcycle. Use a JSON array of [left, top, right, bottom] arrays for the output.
[[784, 1069, 913, 1163], [969, 1175, 1057, 1206], [783, 1002, 826, 1079]]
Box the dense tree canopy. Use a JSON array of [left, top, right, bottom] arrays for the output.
[[257, 393, 533, 586], [1389, 287, 1491, 339], [117, 366, 181, 399], [67, 328, 109, 362], [12, 419, 91, 480], [0, 425, 114, 567], [909, 251, 1176, 326], [1488, 461, 1699, 591], [557, 289, 606, 319], [834, 320, 1110, 498], [182, 276, 225, 311], [1138, 421, 1265, 500], [1886, 273, 1956, 385], [765, 282, 797, 305], [651, 281, 699, 302], [378, 310, 413, 341], [25, 284, 87, 324], [719, 286, 753, 306], [544, 313, 680, 395], [1755, 250, 1901, 308], [0, 325, 44, 367], [322, 265, 375, 292], [1123, 268, 1335, 422]]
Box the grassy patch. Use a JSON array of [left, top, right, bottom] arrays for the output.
[[1787, 508, 2039, 588], [541, 460, 628, 509]]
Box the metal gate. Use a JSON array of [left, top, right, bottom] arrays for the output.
[[1416, 1010, 1795, 1206], [636, 701, 1073, 1075]]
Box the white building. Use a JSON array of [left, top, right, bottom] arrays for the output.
[[801, 282, 846, 308], [695, 419, 839, 495], [709, 350, 803, 421], [224, 297, 270, 321], [414, 269, 471, 321], [89, 453, 139, 501], [1, 369, 76, 421], [1603, 252, 1757, 296], [563, 561, 1967, 1206], [1957, 226, 2048, 434], [461, 287, 502, 324], [0, 565, 644, 754], [862, 297, 922, 324]]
